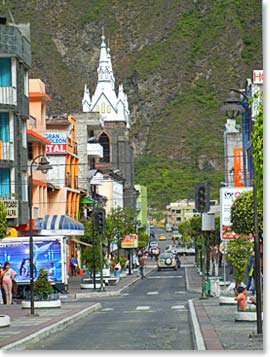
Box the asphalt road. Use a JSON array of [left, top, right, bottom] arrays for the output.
[[30, 271, 197, 349], [30, 228, 198, 350]]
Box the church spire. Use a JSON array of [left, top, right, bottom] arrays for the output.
[[107, 39, 115, 89], [98, 32, 110, 82], [82, 84, 91, 112]]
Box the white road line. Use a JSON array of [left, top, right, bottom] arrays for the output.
[[175, 291, 187, 294], [171, 305, 185, 310], [148, 276, 183, 279], [136, 306, 150, 311], [122, 293, 129, 296], [101, 308, 114, 312], [147, 291, 159, 295]]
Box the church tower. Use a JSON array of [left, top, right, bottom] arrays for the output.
[[82, 33, 136, 208]]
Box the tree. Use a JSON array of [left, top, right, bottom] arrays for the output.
[[251, 92, 263, 211], [231, 190, 263, 235], [34, 268, 54, 300], [225, 237, 253, 290], [0, 201, 7, 238]]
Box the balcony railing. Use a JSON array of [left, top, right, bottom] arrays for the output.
[[0, 141, 14, 161], [0, 86, 17, 106]]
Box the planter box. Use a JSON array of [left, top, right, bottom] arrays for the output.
[[219, 296, 237, 305], [21, 299, 62, 309], [0, 315, 10, 327], [234, 311, 263, 322]]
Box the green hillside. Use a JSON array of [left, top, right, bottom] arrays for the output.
[[0, 0, 262, 209]]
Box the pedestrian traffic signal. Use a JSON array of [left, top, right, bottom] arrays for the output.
[[94, 208, 106, 233], [195, 183, 210, 213]]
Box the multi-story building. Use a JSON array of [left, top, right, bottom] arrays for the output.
[[26, 79, 51, 224], [0, 19, 31, 228], [166, 200, 198, 226]]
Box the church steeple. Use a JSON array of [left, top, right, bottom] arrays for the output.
[[82, 84, 91, 113]]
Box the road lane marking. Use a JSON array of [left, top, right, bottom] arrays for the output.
[[175, 291, 187, 294], [148, 275, 183, 279], [136, 306, 150, 310], [147, 291, 159, 295], [171, 305, 185, 310], [101, 308, 114, 312]]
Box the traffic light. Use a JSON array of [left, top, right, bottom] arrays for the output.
[[195, 183, 210, 213], [94, 208, 106, 233]]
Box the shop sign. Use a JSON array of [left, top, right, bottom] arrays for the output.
[[121, 234, 138, 249], [220, 187, 252, 239], [0, 198, 18, 218], [46, 133, 67, 154], [253, 70, 263, 84]]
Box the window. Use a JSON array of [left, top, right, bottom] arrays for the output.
[[0, 168, 11, 198], [176, 217, 181, 222], [107, 105, 111, 113], [27, 142, 33, 161], [101, 102, 105, 113], [99, 132, 110, 162], [0, 58, 11, 86], [21, 172, 27, 201], [21, 120, 27, 148], [0, 113, 10, 142], [95, 105, 100, 113], [176, 209, 181, 214], [24, 69, 29, 97]]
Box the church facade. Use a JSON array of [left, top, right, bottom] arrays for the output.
[[81, 34, 136, 209]]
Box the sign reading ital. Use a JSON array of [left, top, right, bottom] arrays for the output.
[[121, 234, 138, 249], [0, 199, 18, 218]]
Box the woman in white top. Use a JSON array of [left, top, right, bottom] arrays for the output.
[[1, 262, 17, 304]]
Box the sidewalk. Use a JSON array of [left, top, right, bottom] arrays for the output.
[[184, 257, 264, 351], [0, 265, 154, 351]]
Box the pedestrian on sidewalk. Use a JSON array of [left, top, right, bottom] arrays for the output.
[[139, 255, 145, 279], [0, 262, 17, 304], [246, 251, 255, 291], [0, 266, 6, 304], [70, 255, 79, 277]]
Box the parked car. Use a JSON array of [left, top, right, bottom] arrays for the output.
[[157, 253, 177, 271]]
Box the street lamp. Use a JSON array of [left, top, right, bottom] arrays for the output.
[[28, 155, 53, 315], [222, 89, 263, 335]]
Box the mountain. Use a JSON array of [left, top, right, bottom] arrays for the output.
[[0, 0, 262, 208]]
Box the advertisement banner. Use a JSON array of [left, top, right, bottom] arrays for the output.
[[220, 187, 253, 239], [0, 238, 63, 283], [121, 234, 138, 249], [233, 148, 244, 187], [0, 199, 18, 218], [46, 133, 67, 154]]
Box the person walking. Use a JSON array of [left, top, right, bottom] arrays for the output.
[[0, 262, 17, 304], [70, 255, 78, 276], [246, 251, 255, 291], [139, 255, 145, 279]]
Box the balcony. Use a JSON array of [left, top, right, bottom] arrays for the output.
[[0, 141, 14, 161], [87, 143, 103, 158], [0, 86, 17, 106]]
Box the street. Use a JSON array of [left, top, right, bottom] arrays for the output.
[[30, 230, 198, 350]]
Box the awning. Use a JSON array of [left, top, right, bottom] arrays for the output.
[[37, 215, 84, 236], [80, 197, 96, 204]]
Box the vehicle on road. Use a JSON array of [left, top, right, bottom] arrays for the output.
[[165, 222, 172, 232], [176, 244, 196, 256], [171, 230, 180, 241], [159, 235, 167, 241], [157, 253, 177, 271]]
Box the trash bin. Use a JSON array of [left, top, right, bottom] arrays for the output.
[[114, 269, 121, 278], [208, 277, 221, 297], [205, 279, 210, 295]]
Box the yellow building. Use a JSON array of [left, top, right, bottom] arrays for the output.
[[166, 200, 197, 226]]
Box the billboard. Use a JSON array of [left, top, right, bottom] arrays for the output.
[[46, 133, 67, 154], [121, 234, 138, 249], [233, 148, 244, 187], [220, 187, 253, 239], [0, 238, 63, 284]]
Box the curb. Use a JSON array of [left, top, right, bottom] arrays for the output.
[[188, 299, 206, 351], [1, 303, 102, 351]]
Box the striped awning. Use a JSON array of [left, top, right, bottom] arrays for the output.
[[37, 215, 84, 236]]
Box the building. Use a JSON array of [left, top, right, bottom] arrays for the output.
[[166, 200, 198, 226], [26, 79, 51, 224], [0, 18, 31, 228], [97, 170, 124, 215], [135, 185, 148, 231], [81, 34, 136, 208]]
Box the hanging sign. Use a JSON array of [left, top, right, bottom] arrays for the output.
[[121, 234, 138, 249], [46, 133, 67, 154]]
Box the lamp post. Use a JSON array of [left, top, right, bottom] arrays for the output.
[[28, 155, 52, 315], [222, 89, 263, 335]]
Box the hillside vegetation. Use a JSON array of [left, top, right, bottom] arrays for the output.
[[0, 0, 262, 208]]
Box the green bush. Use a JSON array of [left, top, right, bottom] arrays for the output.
[[34, 268, 54, 300]]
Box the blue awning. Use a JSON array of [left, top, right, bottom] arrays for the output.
[[37, 215, 84, 236]]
